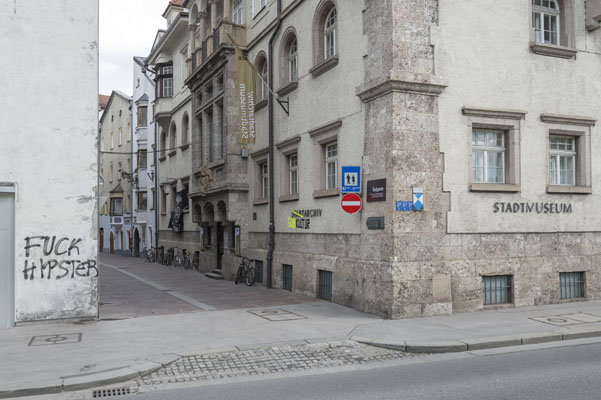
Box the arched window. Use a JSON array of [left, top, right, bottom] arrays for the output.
[[182, 113, 189, 146], [311, 0, 338, 76], [324, 8, 337, 59], [160, 130, 167, 159], [254, 52, 268, 102], [169, 122, 177, 153], [532, 0, 559, 45], [288, 38, 298, 81]]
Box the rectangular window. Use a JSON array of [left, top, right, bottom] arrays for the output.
[[161, 188, 167, 214], [261, 162, 268, 199], [318, 270, 333, 301], [163, 78, 173, 97], [110, 198, 123, 215], [482, 275, 513, 305], [289, 154, 298, 195], [137, 150, 147, 170], [549, 136, 575, 186], [110, 131, 114, 149], [206, 226, 212, 248], [170, 185, 177, 211], [559, 272, 585, 299], [119, 128, 123, 146], [137, 192, 147, 210], [282, 264, 293, 291], [137, 106, 148, 127], [325, 142, 337, 190], [472, 130, 505, 184], [233, 0, 243, 24], [118, 161, 122, 176], [255, 260, 263, 283], [532, 1, 559, 45]]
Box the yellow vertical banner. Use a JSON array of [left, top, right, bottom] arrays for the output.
[[233, 39, 256, 145]]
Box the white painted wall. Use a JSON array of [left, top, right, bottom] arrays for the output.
[[0, 1, 99, 322], [437, 0, 601, 233]]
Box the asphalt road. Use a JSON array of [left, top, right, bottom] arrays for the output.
[[124, 342, 601, 400]]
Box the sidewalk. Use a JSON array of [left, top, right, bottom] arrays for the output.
[[1, 290, 601, 398], [351, 300, 601, 353]]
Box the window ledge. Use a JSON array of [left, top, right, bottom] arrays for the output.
[[208, 159, 225, 169], [168, 150, 177, 157], [309, 55, 339, 78], [469, 183, 520, 193], [161, 212, 167, 216], [254, 198, 269, 206], [530, 42, 577, 59], [276, 81, 298, 97], [255, 99, 267, 111], [181, 143, 190, 151], [159, 156, 167, 162], [546, 185, 592, 194], [279, 194, 299, 203], [313, 188, 340, 198]]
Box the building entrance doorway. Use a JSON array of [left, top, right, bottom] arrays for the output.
[[216, 222, 224, 269], [133, 228, 140, 257], [99, 228, 104, 252], [109, 231, 115, 254], [0, 192, 15, 329]]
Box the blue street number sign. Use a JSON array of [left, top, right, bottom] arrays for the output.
[[341, 166, 361, 193]]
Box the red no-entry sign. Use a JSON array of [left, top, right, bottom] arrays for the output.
[[341, 193, 362, 214]]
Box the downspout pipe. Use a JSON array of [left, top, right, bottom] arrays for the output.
[[266, 0, 282, 289]]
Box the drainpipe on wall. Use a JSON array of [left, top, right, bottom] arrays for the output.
[[154, 119, 159, 251], [129, 102, 134, 257], [266, 0, 282, 289]]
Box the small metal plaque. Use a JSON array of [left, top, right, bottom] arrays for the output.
[[366, 217, 385, 230], [29, 333, 82, 346], [367, 179, 386, 202]]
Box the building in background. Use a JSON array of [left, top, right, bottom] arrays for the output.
[[99, 91, 133, 256], [0, 1, 99, 327], [131, 57, 158, 256], [146, 1, 195, 255]]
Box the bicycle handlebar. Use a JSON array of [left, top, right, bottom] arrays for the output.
[[237, 255, 255, 262]]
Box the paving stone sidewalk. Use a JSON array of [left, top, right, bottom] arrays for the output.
[[138, 341, 424, 387]]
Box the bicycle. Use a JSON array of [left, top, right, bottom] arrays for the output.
[[143, 247, 156, 263], [156, 246, 165, 265], [163, 247, 174, 267], [173, 247, 187, 269], [191, 251, 200, 272], [235, 256, 256, 286]]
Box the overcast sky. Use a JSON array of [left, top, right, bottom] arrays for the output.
[[99, 0, 169, 96]]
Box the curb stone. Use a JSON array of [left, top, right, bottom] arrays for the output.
[[353, 329, 601, 354]]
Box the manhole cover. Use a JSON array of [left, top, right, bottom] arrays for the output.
[[29, 333, 82, 346], [248, 309, 307, 322]]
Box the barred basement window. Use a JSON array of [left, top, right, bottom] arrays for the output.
[[482, 275, 513, 305], [559, 272, 585, 299], [318, 270, 332, 301], [282, 264, 293, 291], [255, 260, 263, 283]]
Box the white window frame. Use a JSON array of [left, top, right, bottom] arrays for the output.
[[532, 0, 560, 45], [325, 142, 337, 190], [324, 8, 337, 60], [232, 0, 243, 24], [163, 77, 173, 97], [471, 130, 505, 184], [289, 154, 298, 195], [261, 162, 269, 199], [288, 38, 298, 82], [549, 135, 576, 186]]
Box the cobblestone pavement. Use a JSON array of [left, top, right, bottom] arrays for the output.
[[138, 341, 424, 387]]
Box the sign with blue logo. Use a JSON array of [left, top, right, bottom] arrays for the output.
[[413, 187, 424, 211], [341, 166, 361, 193], [395, 201, 413, 211]]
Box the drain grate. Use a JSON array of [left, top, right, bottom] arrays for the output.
[[92, 387, 131, 398]]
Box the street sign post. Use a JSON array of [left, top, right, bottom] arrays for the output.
[[341, 193, 362, 214], [341, 166, 361, 193]]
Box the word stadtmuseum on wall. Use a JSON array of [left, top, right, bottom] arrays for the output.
[[493, 202, 572, 214]]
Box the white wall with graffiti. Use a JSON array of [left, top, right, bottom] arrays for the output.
[[0, 1, 99, 323]]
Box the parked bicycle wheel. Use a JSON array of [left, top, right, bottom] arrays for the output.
[[235, 265, 244, 285], [245, 267, 255, 286]]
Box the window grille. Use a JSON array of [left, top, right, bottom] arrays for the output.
[[482, 275, 513, 305], [282, 264, 293, 291], [318, 270, 332, 301], [559, 272, 585, 299], [255, 260, 263, 283]]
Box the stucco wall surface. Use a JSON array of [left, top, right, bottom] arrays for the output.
[[437, 0, 601, 233], [0, 1, 99, 322]]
